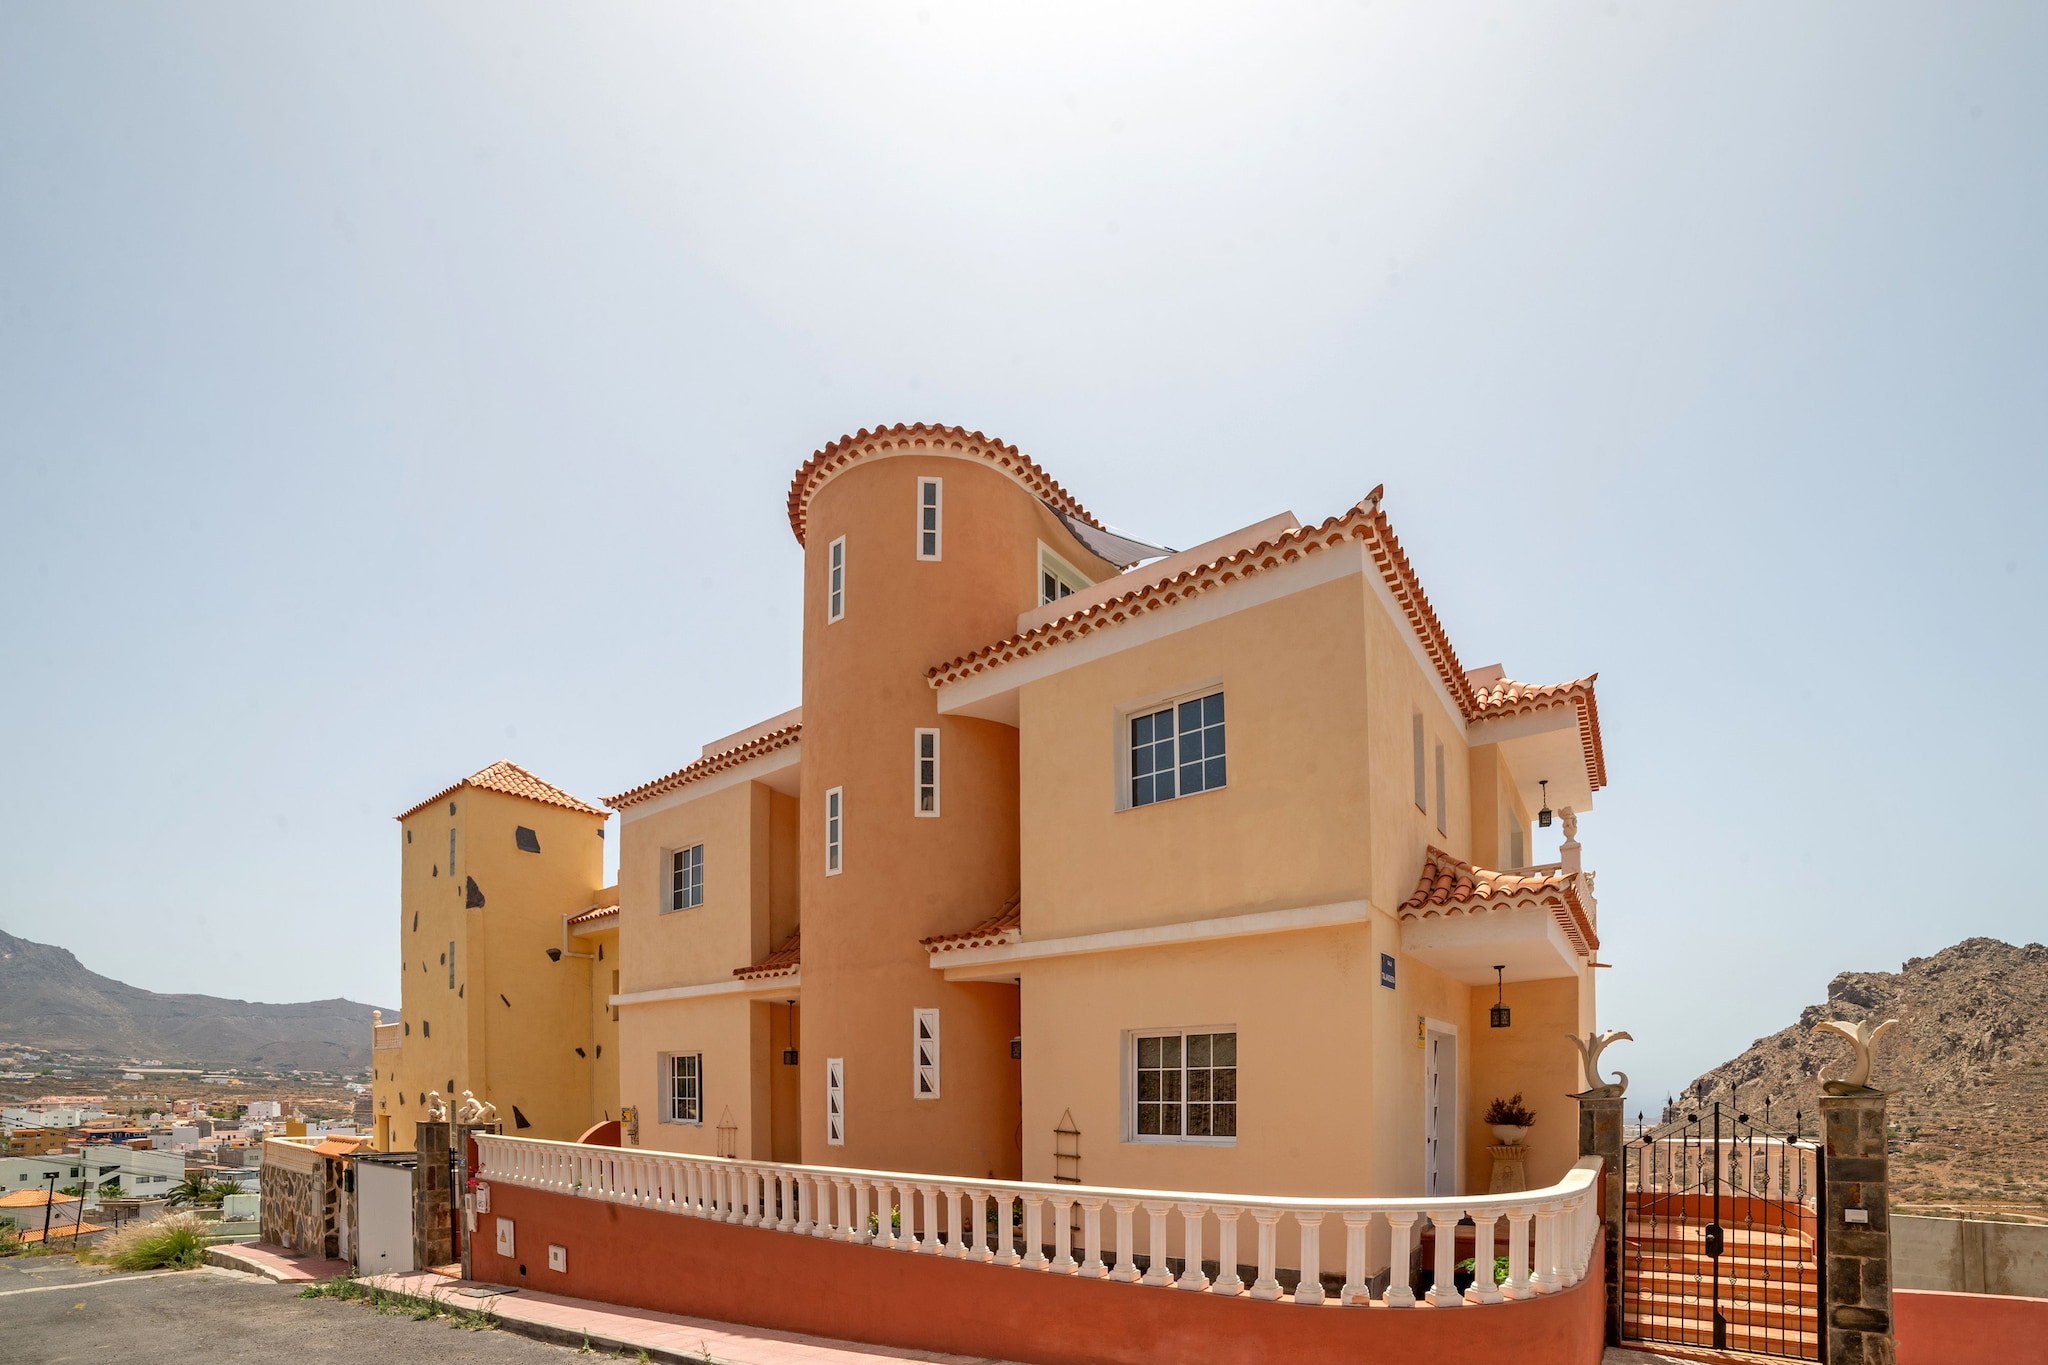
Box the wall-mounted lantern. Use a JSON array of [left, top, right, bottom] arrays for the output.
[[1490, 965, 1511, 1029], [1537, 781, 1553, 829], [782, 1000, 800, 1066], [1010, 1036, 1022, 1060]]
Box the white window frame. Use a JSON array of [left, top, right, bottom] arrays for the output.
[[827, 536, 846, 623], [1124, 1026, 1237, 1146], [913, 1009, 940, 1100], [667, 844, 705, 912], [1121, 686, 1227, 810], [825, 1057, 845, 1145], [1038, 542, 1089, 606], [913, 728, 940, 817], [917, 478, 943, 561], [824, 786, 843, 875], [659, 1052, 702, 1125]]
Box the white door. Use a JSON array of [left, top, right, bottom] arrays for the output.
[[355, 1160, 416, 1274], [1424, 1028, 1457, 1197]]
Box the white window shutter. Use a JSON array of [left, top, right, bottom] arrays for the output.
[[913, 1009, 940, 1099]]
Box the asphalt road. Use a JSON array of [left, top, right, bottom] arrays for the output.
[[0, 1259, 585, 1364]]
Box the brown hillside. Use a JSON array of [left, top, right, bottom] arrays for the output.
[[1680, 937, 2048, 1214]]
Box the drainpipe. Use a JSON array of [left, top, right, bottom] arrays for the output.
[[548, 915, 596, 963]]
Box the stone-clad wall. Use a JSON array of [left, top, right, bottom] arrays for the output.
[[259, 1141, 343, 1259]]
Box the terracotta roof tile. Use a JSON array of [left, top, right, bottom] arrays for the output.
[[921, 893, 1023, 954], [1467, 673, 1608, 792], [1397, 845, 1598, 955], [396, 761, 606, 822], [787, 423, 1103, 547], [607, 723, 802, 810], [734, 928, 800, 981], [0, 1188, 81, 1208], [566, 904, 618, 929]]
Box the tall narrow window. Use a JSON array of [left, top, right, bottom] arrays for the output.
[[1434, 742, 1447, 835], [917, 478, 942, 560], [448, 941, 456, 989], [914, 729, 939, 816], [824, 787, 843, 875], [913, 1009, 940, 1099], [827, 537, 846, 623], [449, 829, 457, 878], [661, 1053, 701, 1124], [1128, 691, 1225, 807], [825, 1058, 845, 1145], [669, 844, 704, 911], [1412, 715, 1426, 811]]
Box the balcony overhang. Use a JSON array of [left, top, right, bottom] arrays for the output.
[[1399, 904, 1584, 985]]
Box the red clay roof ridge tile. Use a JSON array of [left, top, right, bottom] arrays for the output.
[[607, 723, 803, 810], [396, 761, 606, 822], [787, 423, 1104, 547], [922, 892, 1023, 954], [1398, 845, 1598, 955], [734, 928, 800, 980]]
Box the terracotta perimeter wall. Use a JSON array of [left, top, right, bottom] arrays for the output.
[[1894, 1288, 2048, 1365], [471, 1181, 1606, 1365]]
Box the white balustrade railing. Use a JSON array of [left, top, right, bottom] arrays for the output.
[[473, 1134, 1603, 1308]]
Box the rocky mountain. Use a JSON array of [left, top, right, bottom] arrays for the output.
[[1681, 937, 2048, 1212], [0, 927, 387, 1072]]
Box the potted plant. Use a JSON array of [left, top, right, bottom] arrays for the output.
[[1485, 1094, 1536, 1145]]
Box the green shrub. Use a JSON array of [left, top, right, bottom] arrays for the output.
[[99, 1213, 209, 1271]]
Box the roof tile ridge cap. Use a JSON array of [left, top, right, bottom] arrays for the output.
[[925, 503, 1378, 684], [1362, 503, 1477, 719], [605, 722, 804, 808], [787, 421, 1096, 545]]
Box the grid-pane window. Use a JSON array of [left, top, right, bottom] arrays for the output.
[[1134, 1031, 1235, 1142], [825, 787, 842, 875], [1129, 692, 1225, 807], [670, 844, 704, 911], [914, 729, 939, 816], [918, 479, 942, 559], [663, 1053, 701, 1124], [1040, 549, 1087, 606], [828, 537, 845, 622]]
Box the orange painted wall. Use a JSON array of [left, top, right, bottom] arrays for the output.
[[797, 454, 1115, 1179], [1895, 1289, 2048, 1365], [471, 1179, 1607, 1365]]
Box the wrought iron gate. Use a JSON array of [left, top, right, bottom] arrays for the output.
[[1622, 1101, 1823, 1360]]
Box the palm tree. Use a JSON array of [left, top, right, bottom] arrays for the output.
[[165, 1172, 216, 1208]]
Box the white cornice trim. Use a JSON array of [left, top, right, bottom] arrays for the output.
[[611, 972, 800, 1007], [932, 900, 1368, 980]]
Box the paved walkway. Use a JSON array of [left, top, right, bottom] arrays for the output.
[[362, 1271, 1022, 1365], [205, 1241, 353, 1283]]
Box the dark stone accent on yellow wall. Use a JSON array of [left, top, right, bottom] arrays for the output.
[[515, 826, 541, 853], [465, 877, 486, 908]]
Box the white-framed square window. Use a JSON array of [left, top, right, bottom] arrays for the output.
[[917, 478, 942, 560], [827, 536, 846, 623], [913, 729, 939, 816], [825, 1057, 845, 1145], [824, 786, 843, 875], [913, 1009, 940, 1099], [668, 844, 704, 912], [1128, 1029, 1236, 1144], [1038, 543, 1089, 606], [659, 1052, 702, 1124], [1127, 690, 1226, 808]]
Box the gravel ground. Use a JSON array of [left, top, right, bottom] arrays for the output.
[[0, 1258, 588, 1364]]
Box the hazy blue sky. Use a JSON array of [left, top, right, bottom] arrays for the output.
[[3, 4, 2043, 1107]]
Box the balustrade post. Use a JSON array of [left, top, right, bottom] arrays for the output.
[[1212, 1208, 1243, 1295], [940, 1188, 962, 1258], [1022, 1196, 1047, 1269], [1341, 1212, 1373, 1305], [890, 1182, 912, 1250], [1175, 1204, 1209, 1291], [1248, 1211, 1283, 1300], [851, 1179, 871, 1245], [1530, 1204, 1558, 1294], [775, 1173, 794, 1232], [743, 1169, 763, 1228], [996, 1194, 1020, 1266], [1050, 1197, 1075, 1273], [1501, 1208, 1534, 1299], [1466, 1212, 1503, 1304], [1383, 1212, 1418, 1306], [970, 1191, 995, 1263], [1078, 1197, 1106, 1278], [1109, 1199, 1141, 1282], [1427, 1210, 1465, 1307], [919, 1186, 942, 1255], [1293, 1214, 1326, 1305], [1141, 1202, 1176, 1285]]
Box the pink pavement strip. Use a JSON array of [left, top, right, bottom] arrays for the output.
[[205, 1241, 354, 1283], [361, 1271, 1024, 1365]]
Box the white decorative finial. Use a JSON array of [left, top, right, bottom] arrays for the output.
[[1560, 807, 1578, 841], [1567, 1029, 1633, 1097], [1813, 1018, 1898, 1093], [372, 1010, 382, 1025]]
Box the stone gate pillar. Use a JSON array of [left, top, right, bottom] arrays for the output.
[[413, 1120, 453, 1271], [1576, 1092, 1625, 1345], [1820, 1092, 1894, 1365]]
